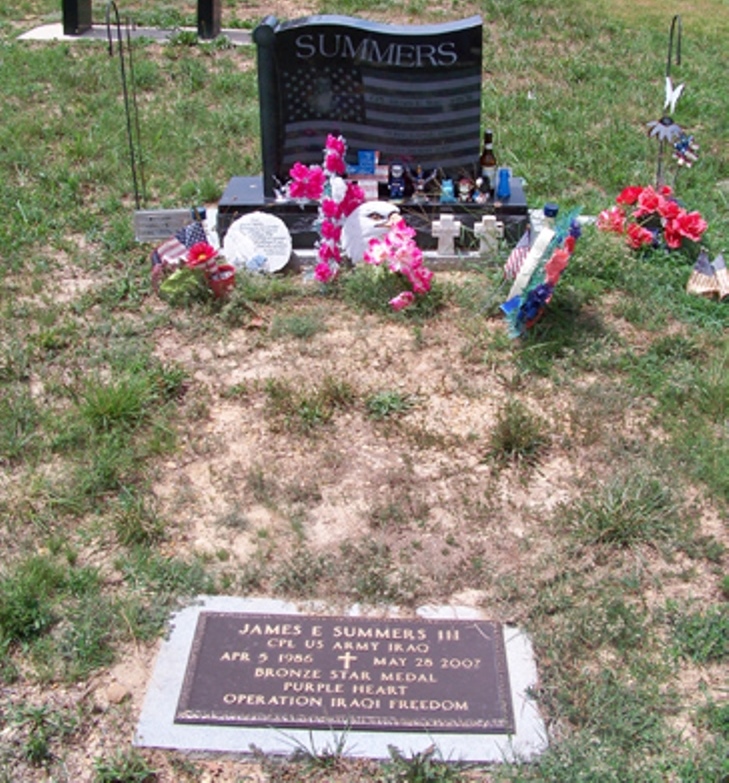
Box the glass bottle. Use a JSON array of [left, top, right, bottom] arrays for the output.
[[479, 129, 497, 195]]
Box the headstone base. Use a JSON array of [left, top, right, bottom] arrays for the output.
[[216, 176, 529, 251]]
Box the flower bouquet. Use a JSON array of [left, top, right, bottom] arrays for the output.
[[500, 211, 581, 338], [598, 185, 707, 254], [287, 134, 365, 284], [159, 241, 235, 304], [362, 215, 435, 311]]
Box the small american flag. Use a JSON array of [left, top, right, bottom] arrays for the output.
[[175, 221, 207, 249], [503, 229, 531, 280]]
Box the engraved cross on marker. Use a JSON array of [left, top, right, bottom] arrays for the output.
[[431, 213, 462, 255], [337, 651, 358, 669], [474, 215, 504, 255]]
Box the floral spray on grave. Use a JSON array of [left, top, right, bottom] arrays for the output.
[[597, 16, 723, 298], [287, 135, 435, 311], [287, 134, 366, 284], [500, 206, 582, 338]]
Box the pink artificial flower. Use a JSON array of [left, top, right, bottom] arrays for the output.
[[616, 186, 643, 206], [321, 198, 340, 220], [626, 222, 655, 249], [545, 248, 570, 285], [317, 240, 341, 264], [325, 152, 346, 175], [389, 291, 415, 311], [320, 220, 342, 242], [338, 182, 365, 218], [597, 206, 626, 233], [314, 261, 336, 283], [325, 134, 346, 158], [676, 210, 708, 242], [363, 240, 389, 266], [406, 265, 433, 294], [288, 162, 325, 201]]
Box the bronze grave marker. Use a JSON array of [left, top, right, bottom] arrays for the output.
[[175, 613, 514, 733]]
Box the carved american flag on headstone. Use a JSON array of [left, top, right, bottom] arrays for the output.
[[254, 15, 484, 196]]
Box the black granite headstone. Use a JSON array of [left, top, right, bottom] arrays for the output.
[[253, 15, 483, 198], [62, 0, 92, 36]]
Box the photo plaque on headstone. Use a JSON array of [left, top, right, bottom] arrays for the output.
[[175, 613, 514, 734]]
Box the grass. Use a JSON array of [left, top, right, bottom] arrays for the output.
[[1, 0, 728, 780]]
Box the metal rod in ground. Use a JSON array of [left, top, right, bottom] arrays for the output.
[[105, 0, 142, 209]]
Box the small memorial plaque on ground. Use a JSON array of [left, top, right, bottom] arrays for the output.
[[175, 612, 513, 733]]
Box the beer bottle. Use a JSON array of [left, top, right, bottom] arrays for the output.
[[479, 129, 497, 194]]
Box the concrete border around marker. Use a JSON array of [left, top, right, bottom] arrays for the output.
[[134, 596, 547, 763], [18, 22, 252, 45]]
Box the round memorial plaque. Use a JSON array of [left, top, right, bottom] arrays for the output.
[[223, 212, 292, 273]]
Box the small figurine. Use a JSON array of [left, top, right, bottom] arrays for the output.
[[409, 164, 437, 203], [388, 162, 406, 200], [457, 177, 474, 202], [440, 179, 457, 203], [473, 177, 489, 204]]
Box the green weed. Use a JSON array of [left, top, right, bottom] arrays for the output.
[[383, 745, 466, 782], [339, 539, 420, 605], [559, 471, 684, 548], [112, 487, 165, 546], [366, 389, 416, 420], [269, 310, 327, 340], [116, 549, 216, 601], [666, 601, 729, 664], [485, 398, 549, 466], [271, 548, 332, 598], [264, 376, 356, 433], [0, 386, 42, 463], [0, 555, 66, 644], [8, 703, 78, 768], [93, 749, 158, 783]]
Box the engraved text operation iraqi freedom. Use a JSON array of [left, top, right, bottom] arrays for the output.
[[294, 34, 460, 68], [221, 621, 474, 713]]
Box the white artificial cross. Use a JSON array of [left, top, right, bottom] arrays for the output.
[[474, 215, 504, 255], [431, 213, 462, 256]]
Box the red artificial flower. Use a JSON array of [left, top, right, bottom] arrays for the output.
[[663, 219, 683, 249], [626, 222, 655, 249], [676, 210, 708, 242], [658, 198, 681, 220], [597, 206, 626, 234], [187, 242, 217, 267], [616, 186, 643, 206], [545, 248, 570, 285], [633, 186, 662, 218], [405, 264, 433, 295]]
